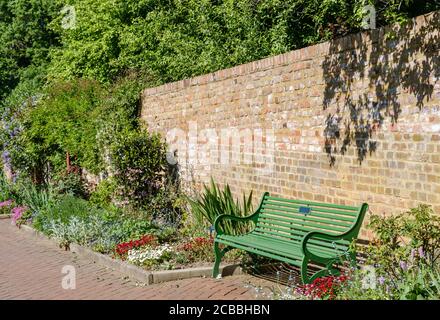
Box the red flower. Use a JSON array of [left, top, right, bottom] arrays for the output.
[[115, 234, 158, 259], [297, 274, 349, 300]]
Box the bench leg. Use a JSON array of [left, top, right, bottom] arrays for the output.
[[349, 252, 357, 269], [213, 243, 233, 278], [212, 242, 222, 278], [301, 257, 340, 284], [301, 257, 311, 284]]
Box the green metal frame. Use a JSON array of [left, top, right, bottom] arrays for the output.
[[212, 193, 368, 283], [212, 192, 268, 278], [300, 202, 368, 283]]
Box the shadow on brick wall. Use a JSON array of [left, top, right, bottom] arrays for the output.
[[322, 11, 440, 166]]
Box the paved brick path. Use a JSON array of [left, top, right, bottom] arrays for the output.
[[0, 219, 268, 300]]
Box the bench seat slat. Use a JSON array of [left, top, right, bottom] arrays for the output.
[[250, 232, 351, 253], [249, 232, 350, 252], [217, 233, 349, 261], [242, 233, 350, 256], [217, 234, 304, 261], [216, 237, 303, 267], [254, 225, 348, 250]]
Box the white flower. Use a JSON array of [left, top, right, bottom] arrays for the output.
[[127, 244, 172, 264]]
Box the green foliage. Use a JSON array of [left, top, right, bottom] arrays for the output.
[[0, 172, 12, 202], [395, 263, 440, 300], [146, 184, 188, 228], [110, 128, 167, 207], [33, 194, 91, 228], [13, 178, 55, 215], [0, 0, 60, 102], [365, 204, 440, 276], [50, 172, 88, 198], [336, 256, 440, 300], [188, 178, 253, 235], [93, 71, 154, 168], [7, 79, 103, 186], [336, 204, 440, 300], [46, 0, 439, 85], [402, 204, 440, 266], [22, 79, 102, 173], [89, 178, 117, 208], [32, 193, 160, 252], [335, 269, 390, 300]]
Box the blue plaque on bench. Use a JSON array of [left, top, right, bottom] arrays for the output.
[[299, 206, 311, 215]]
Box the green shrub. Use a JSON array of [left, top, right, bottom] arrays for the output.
[[1, 174, 55, 216], [0, 199, 14, 215], [14, 79, 103, 180], [188, 178, 253, 235], [337, 257, 440, 300], [33, 194, 91, 231], [364, 204, 440, 278], [336, 204, 440, 300], [50, 172, 88, 199], [146, 184, 187, 228], [110, 129, 167, 208], [89, 178, 117, 208]]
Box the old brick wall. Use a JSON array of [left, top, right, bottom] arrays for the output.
[[141, 11, 440, 239]]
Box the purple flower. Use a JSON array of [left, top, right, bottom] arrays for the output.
[[1, 150, 11, 162], [418, 247, 425, 259], [378, 276, 385, 285], [410, 249, 416, 260], [399, 261, 407, 271]]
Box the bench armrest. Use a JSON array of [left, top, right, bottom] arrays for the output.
[[214, 192, 269, 236], [301, 231, 352, 264], [301, 203, 369, 263], [214, 212, 258, 235]]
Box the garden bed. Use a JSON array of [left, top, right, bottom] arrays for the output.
[[1, 174, 246, 278], [17, 223, 242, 284]]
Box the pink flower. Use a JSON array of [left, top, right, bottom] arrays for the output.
[[0, 200, 13, 207], [11, 206, 28, 224]]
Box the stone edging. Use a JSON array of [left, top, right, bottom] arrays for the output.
[[18, 224, 242, 285], [0, 214, 11, 220]]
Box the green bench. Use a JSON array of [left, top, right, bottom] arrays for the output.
[[212, 192, 368, 284]]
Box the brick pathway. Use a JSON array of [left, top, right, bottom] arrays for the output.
[[0, 219, 269, 300]]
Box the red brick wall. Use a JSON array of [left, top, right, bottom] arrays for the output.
[[141, 11, 440, 239]]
